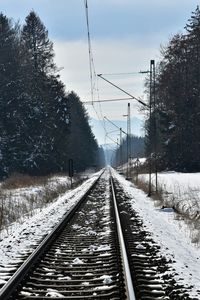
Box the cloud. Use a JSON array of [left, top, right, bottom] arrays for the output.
[[1, 1, 199, 43], [54, 37, 159, 121], [3, 0, 198, 41]]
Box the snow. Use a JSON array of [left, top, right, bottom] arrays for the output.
[[99, 274, 113, 284], [96, 244, 111, 252], [141, 171, 200, 194], [46, 289, 64, 297], [58, 276, 71, 280], [139, 172, 200, 219], [112, 168, 200, 298], [94, 285, 111, 290], [72, 257, 85, 264], [0, 175, 72, 232], [135, 243, 146, 250], [82, 281, 90, 285], [1, 167, 200, 298], [0, 171, 101, 285]]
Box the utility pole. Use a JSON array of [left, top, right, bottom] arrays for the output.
[[124, 103, 131, 179], [97, 72, 153, 185], [152, 60, 158, 193], [103, 116, 128, 172], [120, 128, 123, 167], [140, 61, 157, 196], [148, 60, 153, 196], [127, 103, 131, 179], [148, 59, 157, 196], [128, 102, 131, 158]]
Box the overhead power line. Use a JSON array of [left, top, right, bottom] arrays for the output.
[[97, 74, 149, 108], [83, 97, 133, 104], [84, 1, 110, 144], [104, 117, 127, 135], [99, 72, 140, 76], [84, 0, 96, 104]]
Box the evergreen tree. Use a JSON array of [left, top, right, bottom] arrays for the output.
[[19, 11, 66, 175], [145, 6, 200, 171], [46, 77, 70, 172], [114, 135, 145, 166], [21, 10, 55, 75], [96, 146, 106, 168], [0, 13, 21, 176], [66, 92, 98, 171], [0, 11, 101, 177], [184, 6, 200, 170]]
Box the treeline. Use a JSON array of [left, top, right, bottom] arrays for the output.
[[145, 6, 200, 172], [113, 136, 145, 166], [0, 11, 104, 178]]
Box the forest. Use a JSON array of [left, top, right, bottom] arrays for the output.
[[2, 6, 200, 177], [0, 11, 104, 178], [113, 136, 145, 166], [145, 6, 200, 172]]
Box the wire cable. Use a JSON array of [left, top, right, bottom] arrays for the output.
[[83, 0, 110, 147], [84, 0, 96, 104], [100, 72, 140, 76], [83, 1, 119, 147]]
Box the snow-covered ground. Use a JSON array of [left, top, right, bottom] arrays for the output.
[[0, 175, 73, 234], [0, 171, 101, 286], [112, 169, 200, 298], [1, 167, 200, 298], [139, 172, 200, 219], [0, 171, 98, 234]]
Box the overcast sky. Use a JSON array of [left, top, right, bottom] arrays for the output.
[[1, 0, 199, 144]]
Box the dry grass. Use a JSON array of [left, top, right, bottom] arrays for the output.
[[133, 170, 200, 219], [1, 173, 49, 189], [0, 172, 87, 234], [132, 175, 164, 204], [0, 174, 68, 233], [131, 168, 200, 244], [1, 172, 83, 190], [42, 183, 68, 204], [0, 184, 68, 233]]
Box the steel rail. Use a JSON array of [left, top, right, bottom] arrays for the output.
[[110, 176, 136, 300], [0, 170, 104, 300]]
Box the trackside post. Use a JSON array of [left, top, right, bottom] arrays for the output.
[[68, 159, 74, 188]]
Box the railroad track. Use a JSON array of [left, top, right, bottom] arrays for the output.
[[0, 169, 193, 299], [111, 175, 194, 300], [0, 170, 134, 299]]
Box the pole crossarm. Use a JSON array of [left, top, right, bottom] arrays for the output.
[[104, 116, 127, 135], [82, 97, 133, 104], [97, 74, 149, 108], [105, 134, 120, 145]]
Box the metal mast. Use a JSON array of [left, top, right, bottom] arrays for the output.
[[126, 103, 131, 179]]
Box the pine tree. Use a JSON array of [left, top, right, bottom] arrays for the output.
[[20, 11, 60, 174], [97, 146, 106, 168], [184, 6, 200, 170], [114, 135, 145, 166], [0, 13, 22, 176], [46, 77, 70, 172], [0, 11, 100, 177], [66, 92, 98, 171], [145, 6, 200, 171], [21, 10, 55, 75]]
